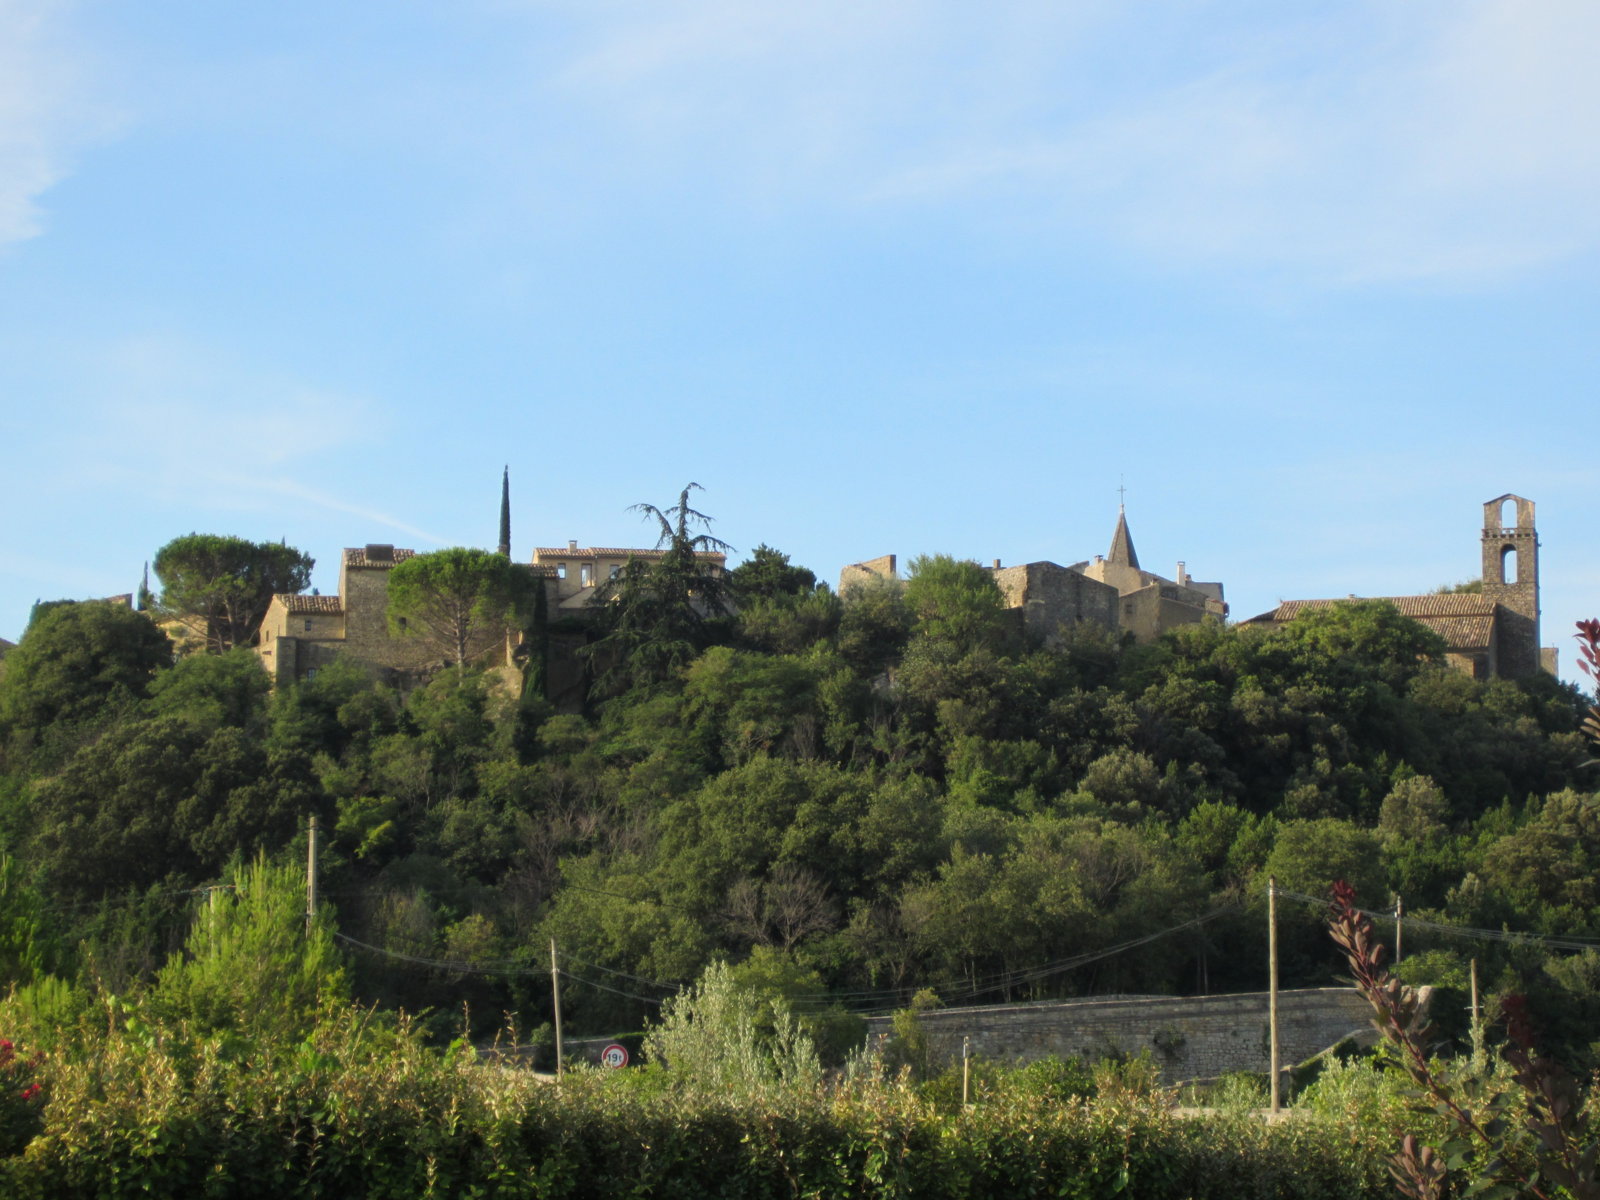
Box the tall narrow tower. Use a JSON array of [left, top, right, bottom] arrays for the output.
[[497, 466, 512, 558], [1481, 494, 1540, 677]]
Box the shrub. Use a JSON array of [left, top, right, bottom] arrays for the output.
[[0, 1037, 44, 1157], [642, 959, 823, 1100]]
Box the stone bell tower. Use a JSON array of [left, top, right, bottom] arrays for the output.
[[1481, 494, 1540, 678]]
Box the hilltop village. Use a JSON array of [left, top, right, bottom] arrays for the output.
[[250, 485, 1557, 695], [1, 482, 1595, 1199]]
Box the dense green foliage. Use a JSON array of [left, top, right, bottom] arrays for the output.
[[3, 524, 1599, 1191], [0, 600, 172, 764], [386, 547, 533, 669], [0, 989, 1402, 1200], [582, 483, 736, 695], [0, 531, 1596, 1072], [153, 534, 314, 653]]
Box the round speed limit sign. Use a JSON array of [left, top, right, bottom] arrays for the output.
[[600, 1043, 629, 1069]]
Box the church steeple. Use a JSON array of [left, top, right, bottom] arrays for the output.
[[1108, 506, 1139, 569], [497, 466, 511, 558]]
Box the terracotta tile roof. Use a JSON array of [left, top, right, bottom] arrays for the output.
[[1242, 594, 1499, 652], [1418, 614, 1497, 649], [532, 546, 725, 562], [343, 546, 417, 568], [1265, 594, 1495, 621], [275, 594, 345, 614]]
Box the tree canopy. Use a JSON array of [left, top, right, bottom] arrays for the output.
[[583, 483, 734, 694], [154, 534, 314, 653], [0, 600, 172, 754], [385, 547, 530, 670], [3, 518, 1599, 1072]]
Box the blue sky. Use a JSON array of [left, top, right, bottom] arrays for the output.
[[1, 1, 1596, 678]]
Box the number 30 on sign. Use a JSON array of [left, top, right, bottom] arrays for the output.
[[600, 1043, 629, 1069]]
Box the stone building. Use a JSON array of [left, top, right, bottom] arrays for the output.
[[1240, 494, 1556, 680], [527, 540, 729, 709], [989, 561, 1119, 646], [530, 541, 727, 617], [257, 544, 446, 686], [254, 523, 728, 689], [837, 507, 1224, 646], [838, 554, 900, 597], [1071, 508, 1226, 641]]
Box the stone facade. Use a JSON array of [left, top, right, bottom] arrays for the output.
[[863, 988, 1379, 1082], [838, 554, 899, 595], [1480, 494, 1546, 678], [991, 561, 1119, 646], [531, 541, 727, 617], [257, 545, 447, 686], [836, 509, 1223, 646], [1241, 494, 1555, 680], [1071, 510, 1226, 642], [255, 530, 730, 690]]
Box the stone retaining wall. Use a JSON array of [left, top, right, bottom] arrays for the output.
[[864, 988, 1376, 1081]]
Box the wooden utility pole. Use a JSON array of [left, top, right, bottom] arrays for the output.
[[962, 1036, 971, 1107], [1470, 957, 1482, 1062], [1268, 875, 1280, 1114], [550, 938, 565, 1081], [306, 815, 319, 933]]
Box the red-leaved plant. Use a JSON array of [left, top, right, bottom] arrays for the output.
[[1324, 619, 1600, 1200], [1577, 618, 1600, 755], [1329, 882, 1596, 1199], [0, 1036, 45, 1157]]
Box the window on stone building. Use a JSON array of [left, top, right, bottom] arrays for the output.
[[304, 619, 313, 633], [581, 563, 593, 588], [558, 563, 567, 580], [610, 565, 621, 580]]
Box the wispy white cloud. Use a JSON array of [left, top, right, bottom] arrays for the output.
[[528, 0, 1600, 284], [0, 0, 108, 247], [245, 478, 450, 546], [7, 332, 447, 545], [535, 1, 1109, 199]]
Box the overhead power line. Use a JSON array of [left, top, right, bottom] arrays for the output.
[[331, 904, 1241, 1013], [1275, 889, 1600, 953], [334, 931, 676, 1006]]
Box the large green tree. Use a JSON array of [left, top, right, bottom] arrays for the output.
[[584, 483, 734, 695], [385, 547, 529, 670], [902, 554, 1010, 653], [0, 600, 172, 750], [730, 544, 816, 602], [153, 534, 314, 653]]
